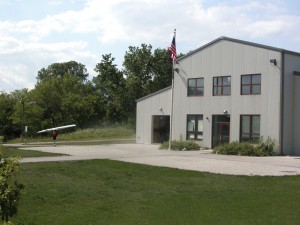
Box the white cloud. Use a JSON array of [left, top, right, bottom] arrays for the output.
[[0, 0, 300, 92]]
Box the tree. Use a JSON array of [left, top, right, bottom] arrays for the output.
[[0, 150, 24, 223], [36, 61, 89, 83], [150, 48, 172, 92], [93, 54, 125, 123], [122, 44, 173, 123], [6, 89, 30, 140], [0, 92, 15, 140]]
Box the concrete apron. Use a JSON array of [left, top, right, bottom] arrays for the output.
[[18, 143, 300, 176]]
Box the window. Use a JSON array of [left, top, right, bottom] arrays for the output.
[[188, 78, 204, 96], [241, 74, 261, 95], [240, 115, 260, 142], [213, 76, 231, 96], [187, 115, 203, 140]]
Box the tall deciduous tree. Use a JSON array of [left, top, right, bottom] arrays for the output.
[[123, 44, 172, 122], [36, 61, 88, 83], [93, 54, 125, 123], [0, 92, 14, 138], [33, 74, 104, 130]]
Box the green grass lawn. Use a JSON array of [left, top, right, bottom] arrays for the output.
[[12, 160, 300, 225], [2, 146, 68, 158]]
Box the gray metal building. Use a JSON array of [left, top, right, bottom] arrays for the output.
[[136, 37, 300, 155]]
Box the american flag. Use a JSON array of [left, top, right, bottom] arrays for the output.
[[169, 29, 177, 62]]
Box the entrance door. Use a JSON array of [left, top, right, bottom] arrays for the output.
[[152, 116, 170, 143], [219, 122, 230, 144], [212, 115, 230, 148]]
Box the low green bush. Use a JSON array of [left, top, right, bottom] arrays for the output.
[[254, 136, 276, 156], [213, 137, 276, 156], [160, 140, 200, 151]]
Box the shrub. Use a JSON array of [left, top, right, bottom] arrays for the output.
[[254, 136, 276, 156], [213, 137, 276, 156], [160, 140, 200, 151], [213, 142, 240, 155]]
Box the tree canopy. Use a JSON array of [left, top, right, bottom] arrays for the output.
[[0, 44, 174, 139]]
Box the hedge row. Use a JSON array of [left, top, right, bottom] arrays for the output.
[[160, 140, 200, 151], [213, 137, 276, 156]]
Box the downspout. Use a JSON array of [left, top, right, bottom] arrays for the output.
[[279, 51, 285, 155]]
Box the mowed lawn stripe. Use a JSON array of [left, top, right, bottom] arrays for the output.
[[13, 160, 300, 225]]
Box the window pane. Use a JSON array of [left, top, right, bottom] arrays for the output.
[[197, 78, 204, 87], [196, 87, 203, 96], [197, 116, 203, 132], [213, 77, 218, 85], [217, 87, 222, 95], [213, 87, 218, 95], [252, 85, 261, 94], [242, 85, 250, 95], [252, 75, 261, 84], [188, 79, 195, 87], [223, 76, 231, 85], [188, 87, 195, 96], [241, 134, 250, 142], [242, 75, 251, 84], [218, 77, 222, 84], [241, 116, 250, 134], [252, 116, 260, 134], [223, 86, 231, 95], [188, 132, 195, 140]]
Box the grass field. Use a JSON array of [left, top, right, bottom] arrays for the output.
[[2, 146, 68, 158], [12, 160, 300, 225], [8, 127, 135, 144]]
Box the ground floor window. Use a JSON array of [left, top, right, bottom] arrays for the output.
[[240, 115, 260, 142], [187, 115, 203, 141]]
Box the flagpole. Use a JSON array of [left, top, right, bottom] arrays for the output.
[[169, 60, 175, 150], [169, 29, 176, 150]]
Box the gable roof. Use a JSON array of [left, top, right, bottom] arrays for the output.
[[179, 36, 300, 61], [136, 86, 171, 102]]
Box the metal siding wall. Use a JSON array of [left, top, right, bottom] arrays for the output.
[[172, 40, 281, 149], [283, 54, 300, 155], [136, 88, 171, 144], [293, 76, 300, 155]]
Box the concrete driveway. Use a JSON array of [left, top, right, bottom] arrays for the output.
[[17, 143, 300, 176]]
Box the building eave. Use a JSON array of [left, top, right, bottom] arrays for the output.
[[178, 36, 300, 62], [136, 86, 172, 102]]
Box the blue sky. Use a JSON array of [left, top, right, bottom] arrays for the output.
[[0, 0, 300, 92]]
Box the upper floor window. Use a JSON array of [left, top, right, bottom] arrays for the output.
[[241, 74, 261, 95], [188, 78, 204, 96], [213, 76, 231, 96]]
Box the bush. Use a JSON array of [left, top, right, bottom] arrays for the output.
[[213, 137, 276, 156], [213, 141, 253, 155], [160, 140, 200, 151], [254, 136, 276, 156]]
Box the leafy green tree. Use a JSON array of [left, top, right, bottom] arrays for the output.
[[150, 48, 172, 92], [36, 61, 88, 83], [123, 44, 173, 123], [32, 74, 104, 130], [5, 89, 30, 140], [0, 92, 14, 140], [93, 54, 125, 123], [0, 150, 24, 223]]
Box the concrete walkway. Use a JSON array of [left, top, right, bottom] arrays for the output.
[[14, 143, 300, 176]]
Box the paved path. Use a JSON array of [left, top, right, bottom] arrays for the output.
[[14, 143, 300, 176]]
